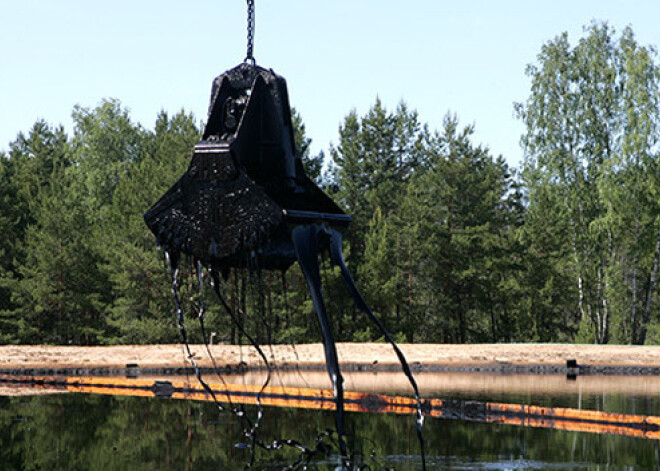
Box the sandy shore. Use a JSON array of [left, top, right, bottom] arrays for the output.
[[4, 343, 660, 398], [2, 342, 660, 370]]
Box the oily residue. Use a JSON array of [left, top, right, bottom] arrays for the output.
[[160, 223, 427, 469], [144, 61, 426, 469]]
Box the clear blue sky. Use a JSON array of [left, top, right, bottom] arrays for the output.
[[2, 1, 660, 168]]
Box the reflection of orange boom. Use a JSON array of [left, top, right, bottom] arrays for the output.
[[2, 373, 660, 440]]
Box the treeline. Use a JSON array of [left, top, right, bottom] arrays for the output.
[[2, 22, 660, 346]]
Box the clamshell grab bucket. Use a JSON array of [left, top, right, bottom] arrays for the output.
[[144, 63, 350, 270]]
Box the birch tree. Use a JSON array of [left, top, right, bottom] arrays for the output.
[[517, 23, 660, 343]]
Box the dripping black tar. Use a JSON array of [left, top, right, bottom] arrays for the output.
[[143, 5, 426, 468]]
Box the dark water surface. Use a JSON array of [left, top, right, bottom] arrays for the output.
[[2, 374, 660, 470]]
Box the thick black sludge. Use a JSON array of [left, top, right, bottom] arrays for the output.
[[144, 61, 426, 470], [167, 248, 317, 469], [326, 226, 427, 461], [291, 225, 348, 459]]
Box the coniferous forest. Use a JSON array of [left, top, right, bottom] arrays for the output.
[[2, 23, 660, 346]]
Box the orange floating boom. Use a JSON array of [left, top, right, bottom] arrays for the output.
[[2, 373, 659, 440]]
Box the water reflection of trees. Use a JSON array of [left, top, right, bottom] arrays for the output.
[[1, 394, 660, 470]]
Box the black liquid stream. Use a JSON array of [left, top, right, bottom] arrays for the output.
[[166, 249, 316, 469], [163, 222, 426, 470], [327, 227, 427, 470], [292, 224, 426, 471], [291, 225, 348, 463], [164, 250, 221, 407]]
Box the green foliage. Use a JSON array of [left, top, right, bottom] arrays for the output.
[[0, 94, 557, 346], [0, 122, 103, 344], [100, 109, 201, 344], [517, 21, 660, 344], [2, 22, 660, 346], [291, 107, 324, 184], [397, 116, 524, 342], [0, 103, 200, 344], [329, 104, 525, 343]]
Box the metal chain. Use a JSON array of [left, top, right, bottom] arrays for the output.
[[245, 0, 256, 64]]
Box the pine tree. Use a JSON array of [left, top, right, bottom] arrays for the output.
[[0, 121, 110, 344], [99, 110, 201, 344]]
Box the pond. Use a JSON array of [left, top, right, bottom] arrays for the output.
[[2, 371, 660, 470]]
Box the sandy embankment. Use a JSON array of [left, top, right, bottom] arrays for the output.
[[4, 343, 660, 397], [2, 342, 660, 370]]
